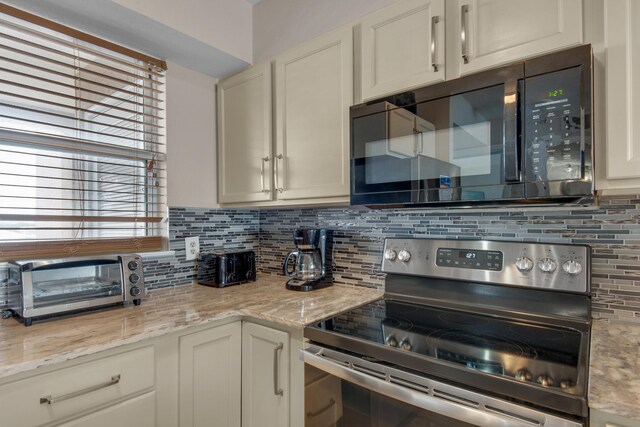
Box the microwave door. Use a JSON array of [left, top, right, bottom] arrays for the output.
[[351, 105, 420, 205]]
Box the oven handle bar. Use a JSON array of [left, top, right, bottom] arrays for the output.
[[301, 346, 584, 427]]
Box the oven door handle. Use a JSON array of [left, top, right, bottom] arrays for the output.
[[301, 346, 584, 427], [503, 79, 521, 183]]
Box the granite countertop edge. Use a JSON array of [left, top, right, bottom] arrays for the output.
[[0, 277, 383, 381]]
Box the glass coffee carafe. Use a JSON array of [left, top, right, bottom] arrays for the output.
[[283, 229, 332, 291]]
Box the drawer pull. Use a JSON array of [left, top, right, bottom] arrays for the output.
[[39, 374, 121, 405]]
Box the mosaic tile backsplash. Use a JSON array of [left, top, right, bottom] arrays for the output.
[[1, 196, 640, 322]]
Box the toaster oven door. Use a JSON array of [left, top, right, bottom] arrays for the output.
[[22, 258, 125, 317]]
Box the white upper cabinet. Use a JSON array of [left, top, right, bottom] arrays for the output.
[[450, 0, 583, 77], [218, 62, 272, 204], [274, 26, 352, 200], [597, 0, 640, 191], [359, 0, 445, 101]]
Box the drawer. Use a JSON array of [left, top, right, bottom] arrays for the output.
[[0, 345, 155, 427], [55, 391, 156, 427]]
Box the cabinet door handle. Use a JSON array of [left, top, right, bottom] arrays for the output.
[[40, 374, 121, 405], [274, 154, 284, 193], [431, 16, 440, 72], [273, 342, 284, 396], [260, 156, 270, 193], [461, 4, 470, 64]]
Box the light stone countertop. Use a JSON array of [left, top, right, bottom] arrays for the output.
[[589, 320, 640, 420], [0, 275, 383, 380]]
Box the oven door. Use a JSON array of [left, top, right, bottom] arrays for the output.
[[21, 257, 125, 318], [302, 345, 584, 427], [350, 68, 524, 206]]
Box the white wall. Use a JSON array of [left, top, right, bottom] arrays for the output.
[[166, 62, 219, 208], [113, 0, 253, 63], [252, 0, 394, 62]]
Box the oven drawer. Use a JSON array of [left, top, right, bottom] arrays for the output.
[[0, 345, 155, 426]]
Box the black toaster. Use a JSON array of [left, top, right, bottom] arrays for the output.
[[197, 250, 256, 287]]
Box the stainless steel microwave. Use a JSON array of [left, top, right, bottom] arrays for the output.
[[7, 254, 145, 326], [350, 45, 593, 207]]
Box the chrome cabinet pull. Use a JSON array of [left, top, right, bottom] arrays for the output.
[[40, 374, 121, 405], [273, 342, 284, 396], [307, 398, 336, 418], [431, 16, 440, 72], [274, 154, 284, 193], [260, 156, 270, 193], [461, 4, 470, 64]]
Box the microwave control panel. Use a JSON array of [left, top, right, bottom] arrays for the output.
[[524, 67, 584, 183]]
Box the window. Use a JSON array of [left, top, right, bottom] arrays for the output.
[[0, 4, 167, 260]]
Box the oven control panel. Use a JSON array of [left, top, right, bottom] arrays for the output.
[[435, 248, 503, 271], [382, 238, 591, 294]]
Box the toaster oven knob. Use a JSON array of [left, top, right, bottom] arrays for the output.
[[384, 249, 397, 261], [562, 260, 583, 275], [515, 256, 533, 272], [128, 260, 139, 271], [227, 273, 237, 283], [538, 258, 557, 273], [397, 250, 411, 263], [129, 273, 140, 284], [246, 270, 255, 280], [385, 336, 398, 347], [130, 286, 141, 297]]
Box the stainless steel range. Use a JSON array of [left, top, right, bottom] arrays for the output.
[[302, 238, 591, 427]]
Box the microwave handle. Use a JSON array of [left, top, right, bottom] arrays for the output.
[[23, 257, 121, 272], [503, 80, 521, 183]]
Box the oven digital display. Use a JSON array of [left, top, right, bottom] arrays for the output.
[[436, 248, 503, 271], [459, 251, 477, 259]]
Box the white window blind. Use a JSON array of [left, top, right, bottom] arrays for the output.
[[0, 4, 167, 260]]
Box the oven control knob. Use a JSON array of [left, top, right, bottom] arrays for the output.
[[385, 336, 398, 347], [129, 273, 140, 284], [384, 249, 397, 261], [538, 258, 557, 273], [399, 339, 412, 351], [536, 375, 554, 387], [515, 257, 533, 272], [128, 260, 139, 271], [130, 286, 141, 297], [562, 260, 583, 275], [397, 250, 411, 262], [515, 368, 532, 382]]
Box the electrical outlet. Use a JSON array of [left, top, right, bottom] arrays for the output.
[[185, 236, 200, 261]]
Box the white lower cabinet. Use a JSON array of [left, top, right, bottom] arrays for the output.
[[0, 344, 156, 427], [242, 322, 290, 427], [54, 392, 156, 427], [0, 319, 305, 427], [178, 322, 242, 427]]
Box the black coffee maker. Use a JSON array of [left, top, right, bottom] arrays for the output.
[[283, 229, 332, 291]]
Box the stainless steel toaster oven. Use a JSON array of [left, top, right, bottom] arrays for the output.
[[7, 254, 145, 326]]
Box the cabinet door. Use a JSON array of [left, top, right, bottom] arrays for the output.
[[603, 0, 640, 183], [242, 322, 289, 427], [54, 392, 156, 427], [359, 0, 445, 101], [453, 0, 582, 76], [179, 323, 242, 427], [274, 26, 352, 200], [218, 63, 272, 203]]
